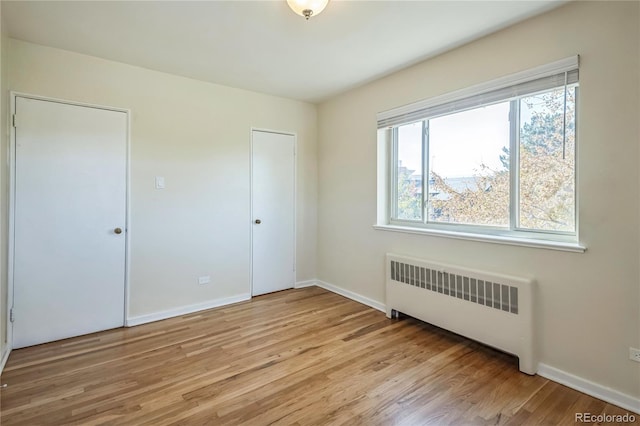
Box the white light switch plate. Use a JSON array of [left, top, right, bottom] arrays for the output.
[[155, 176, 165, 189]]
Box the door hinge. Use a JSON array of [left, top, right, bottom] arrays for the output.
[[9, 308, 14, 323], [12, 114, 17, 128]]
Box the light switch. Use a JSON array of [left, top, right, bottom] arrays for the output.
[[155, 176, 165, 189]]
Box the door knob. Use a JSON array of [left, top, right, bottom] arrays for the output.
[[114, 227, 123, 234], [254, 219, 261, 224]]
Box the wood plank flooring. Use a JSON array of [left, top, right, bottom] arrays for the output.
[[1, 287, 636, 425]]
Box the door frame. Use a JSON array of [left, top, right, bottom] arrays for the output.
[[7, 92, 132, 349], [249, 128, 297, 297]]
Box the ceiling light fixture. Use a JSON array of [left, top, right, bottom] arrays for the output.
[[287, 0, 329, 20]]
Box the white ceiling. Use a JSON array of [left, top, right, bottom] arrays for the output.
[[3, 1, 565, 103]]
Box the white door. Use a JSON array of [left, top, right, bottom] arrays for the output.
[[13, 96, 127, 348], [251, 130, 295, 296]]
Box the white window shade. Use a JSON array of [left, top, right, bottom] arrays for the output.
[[378, 56, 579, 129]]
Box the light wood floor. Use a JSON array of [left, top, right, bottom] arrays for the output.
[[0, 287, 636, 425]]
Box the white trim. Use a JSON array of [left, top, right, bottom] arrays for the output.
[[315, 280, 386, 313], [124, 105, 132, 326], [373, 224, 586, 253], [8, 92, 132, 346], [377, 55, 579, 123], [295, 280, 317, 288], [250, 127, 298, 137], [249, 128, 254, 297], [0, 347, 10, 375], [7, 94, 16, 350], [125, 293, 251, 327], [538, 363, 640, 414], [295, 280, 385, 312], [9, 92, 130, 114]]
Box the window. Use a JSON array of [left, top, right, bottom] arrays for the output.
[[379, 57, 580, 247]]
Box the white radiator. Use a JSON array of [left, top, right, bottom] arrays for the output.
[[386, 253, 537, 375]]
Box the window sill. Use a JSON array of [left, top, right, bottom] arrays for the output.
[[373, 224, 586, 253]]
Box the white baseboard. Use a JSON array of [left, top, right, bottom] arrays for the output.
[[40, 279, 640, 415], [538, 363, 640, 414], [295, 280, 317, 288], [315, 280, 386, 312], [126, 293, 251, 327], [0, 346, 11, 375], [303, 280, 639, 413]]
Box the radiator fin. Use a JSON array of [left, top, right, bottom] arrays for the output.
[[390, 260, 519, 314]]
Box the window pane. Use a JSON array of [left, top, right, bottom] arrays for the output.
[[428, 102, 510, 227], [395, 122, 423, 221], [519, 86, 576, 232]]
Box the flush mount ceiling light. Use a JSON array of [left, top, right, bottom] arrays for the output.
[[287, 0, 329, 20]]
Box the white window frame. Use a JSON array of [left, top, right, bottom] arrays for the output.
[[375, 57, 585, 253]]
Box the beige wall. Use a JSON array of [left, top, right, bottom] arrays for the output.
[[318, 1, 640, 399], [7, 39, 317, 318]]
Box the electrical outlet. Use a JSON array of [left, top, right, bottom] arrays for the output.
[[630, 347, 640, 363], [198, 276, 210, 285]]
